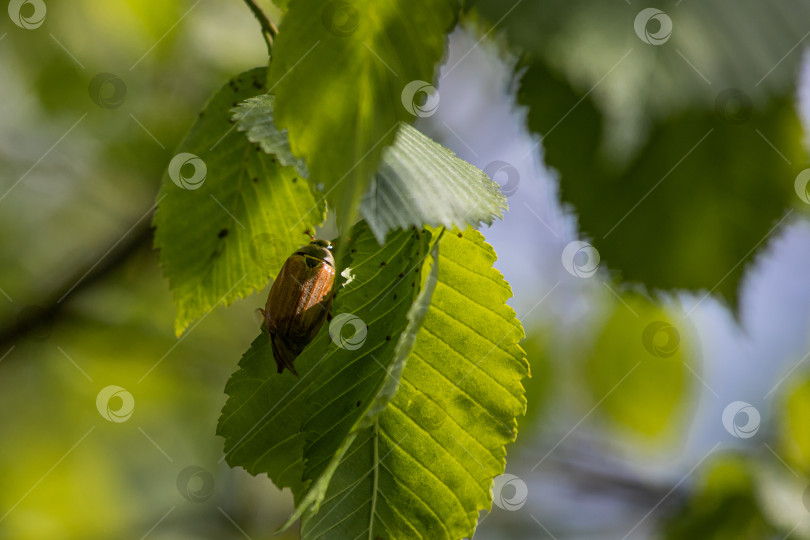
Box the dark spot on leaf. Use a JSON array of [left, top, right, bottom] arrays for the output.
[[198, 111, 204, 118], [411, 282, 415, 287], [393, 294, 397, 300], [398, 272, 404, 278], [356, 401, 361, 407], [218, 228, 228, 239], [292, 177, 297, 183], [252, 177, 258, 183], [385, 335, 391, 341], [351, 249, 356, 253], [232, 102, 238, 107], [380, 261, 386, 267], [255, 146, 261, 152], [457, 232, 463, 238]]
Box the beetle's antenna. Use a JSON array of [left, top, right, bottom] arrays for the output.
[[303, 228, 315, 242]]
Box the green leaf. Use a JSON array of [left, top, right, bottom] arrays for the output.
[[362, 123, 506, 243], [519, 61, 804, 307], [779, 376, 810, 475], [298, 228, 528, 539], [218, 225, 528, 538], [268, 0, 459, 229], [472, 0, 810, 136], [217, 222, 433, 499], [231, 94, 308, 178], [583, 291, 691, 441], [153, 67, 326, 336]]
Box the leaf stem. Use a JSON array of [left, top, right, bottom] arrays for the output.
[[241, 0, 278, 56]]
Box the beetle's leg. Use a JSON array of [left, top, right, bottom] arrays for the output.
[[257, 308, 268, 331]]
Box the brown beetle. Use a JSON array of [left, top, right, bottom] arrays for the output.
[[260, 235, 335, 376]]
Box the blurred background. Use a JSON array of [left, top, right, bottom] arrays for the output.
[[1, 1, 810, 539]]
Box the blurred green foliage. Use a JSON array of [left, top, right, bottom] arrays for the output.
[[3, 0, 810, 538], [663, 456, 781, 539], [583, 292, 692, 442]]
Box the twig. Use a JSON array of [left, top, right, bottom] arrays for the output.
[[241, 0, 278, 56], [0, 214, 155, 351]]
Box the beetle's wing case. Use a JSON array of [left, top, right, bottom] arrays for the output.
[[263, 250, 336, 376], [288, 261, 334, 343], [270, 333, 299, 375], [263, 254, 309, 335]]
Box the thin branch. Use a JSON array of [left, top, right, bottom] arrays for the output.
[[242, 0, 278, 56], [0, 214, 155, 351]]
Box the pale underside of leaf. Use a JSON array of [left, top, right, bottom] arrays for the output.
[[231, 94, 308, 178], [361, 124, 506, 243]]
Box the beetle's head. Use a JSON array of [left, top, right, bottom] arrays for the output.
[[310, 238, 332, 250], [296, 235, 335, 267]]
